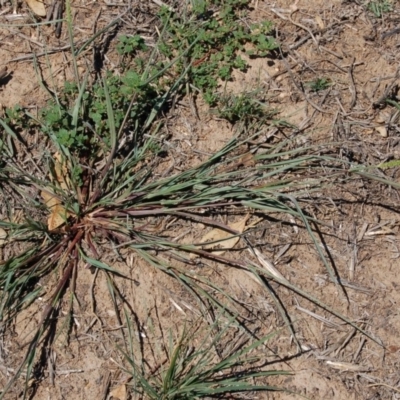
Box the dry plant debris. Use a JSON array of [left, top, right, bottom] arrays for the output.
[[25, 0, 46, 17]]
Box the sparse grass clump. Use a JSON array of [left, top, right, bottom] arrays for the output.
[[0, 71, 378, 395], [0, 0, 395, 398], [214, 90, 271, 123], [121, 317, 288, 399]]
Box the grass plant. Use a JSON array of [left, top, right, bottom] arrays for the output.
[[0, 0, 397, 398], [120, 314, 289, 399], [0, 77, 382, 396]]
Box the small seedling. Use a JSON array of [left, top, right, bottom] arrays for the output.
[[215, 91, 271, 123], [306, 77, 331, 92], [367, 0, 393, 17], [117, 34, 148, 56]]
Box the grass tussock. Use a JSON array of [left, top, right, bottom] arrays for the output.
[[0, 0, 397, 398]]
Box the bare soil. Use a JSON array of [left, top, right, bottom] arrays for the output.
[[1, 0, 400, 399]]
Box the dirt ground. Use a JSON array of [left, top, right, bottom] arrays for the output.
[[1, 0, 400, 399]]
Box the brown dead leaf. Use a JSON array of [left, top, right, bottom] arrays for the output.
[[25, 0, 46, 16], [40, 152, 73, 231], [41, 187, 70, 231], [41, 187, 59, 210], [47, 204, 69, 231], [192, 214, 262, 258], [190, 215, 261, 259], [239, 152, 256, 167], [315, 15, 325, 29], [110, 384, 127, 400], [200, 216, 249, 256], [54, 152, 70, 190]]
